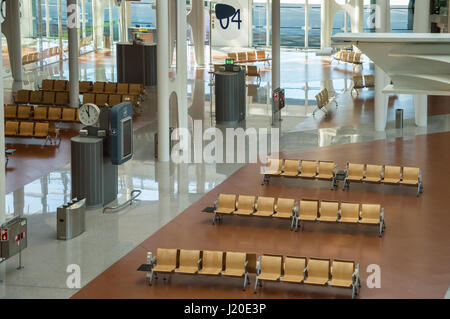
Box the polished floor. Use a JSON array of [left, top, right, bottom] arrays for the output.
[[1, 48, 450, 299], [72, 131, 450, 299]]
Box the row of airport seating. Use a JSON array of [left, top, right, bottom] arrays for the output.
[[314, 88, 338, 116], [352, 75, 375, 96], [15, 90, 70, 106], [146, 248, 360, 298], [5, 121, 56, 145], [22, 47, 62, 66], [82, 93, 139, 107], [213, 194, 386, 236], [227, 50, 271, 64], [343, 163, 423, 196], [333, 50, 363, 65], [212, 194, 297, 228], [262, 159, 423, 196], [41, 79, 145, 96], [4, 104, 80, 123], [262, 159, 338, 188]]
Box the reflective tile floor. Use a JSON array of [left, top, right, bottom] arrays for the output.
[[1, 48, 450, 298]]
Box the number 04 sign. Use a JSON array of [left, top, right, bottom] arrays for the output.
[[212, 0, 250, 47]]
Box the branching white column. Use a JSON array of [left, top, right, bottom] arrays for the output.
[[119, 1, 129, 42], [320, 0, 331, 50], [413, 0, 431, 127], [272, 0, 280, 90], [374, 0, 390, 132], [187, 0, 205, 67], [57, 0, 63, 61], [68, 0, 80, 108], [2, 0, 23, 83]]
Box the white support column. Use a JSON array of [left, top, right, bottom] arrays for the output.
[[157, 0, 170, 162], [81, 0, 86, 38], [45, 0, 51, 37], [68, 0, 80, 108], [413, 0, 430, 127], [109, 0, 114, 44], [58, 0, 63, 61], [266, 0, 270, 47], [320, 0, 331, 50], [374, 0, 390, 132], [304, 0, 310, 48], [272, 0, 280, 90], [2, 0, 23, 83], [176, 0, 188, 132], [119, 1, 129, 42]]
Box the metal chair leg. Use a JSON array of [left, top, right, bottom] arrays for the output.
[[254, 277, 258, 293]]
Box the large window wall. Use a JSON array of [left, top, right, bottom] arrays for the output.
[[252, 0, 413, 48]]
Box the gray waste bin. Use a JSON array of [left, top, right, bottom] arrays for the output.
[[57, 198, 86, 240], [396, 109, 404, 129]]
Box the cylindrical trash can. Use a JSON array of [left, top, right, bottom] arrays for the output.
[[395, 109, 404, 129]]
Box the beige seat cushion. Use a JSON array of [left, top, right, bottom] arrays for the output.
[[304, 276, 328, 285], [234, 209, 254, 216], [222, 269, 244, 277], [281, 274, 304, 283], [198, 267, 222, 275], [258, 273, 280, 281], [153, 265, 175, 273], [330, 278, 353, 287]]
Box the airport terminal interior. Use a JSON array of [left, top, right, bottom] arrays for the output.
[[0, 0, 449, 299]]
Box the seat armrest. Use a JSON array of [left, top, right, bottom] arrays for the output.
[[198, 258, 202, 271], [419, 170, 423, 183], [255, 258, 260, 275], [214, 198, 218, 210], [381, 208, 385, 221]]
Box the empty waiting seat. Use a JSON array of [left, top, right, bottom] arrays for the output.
[[16, 90, 31, 104], [234, 195, 256, 216], [122, 94, 138, 105], [214, 194, 236, 215], [129, 83, 143, 95], [198, 251, 223, 276], [330, 260, 355, 288], [83, 93, 96, 105], [116, 83, 129, 95], [92, 82, 106, 93], [304, 258, 330, 286], [299, 160, 317, 178], [34, 122, 50, 138], [149, 248, 178, 285], [316, 161, 336, 180], [33, 106, 48, 120], [42, 79, 55, 91], [273, 198, 295, 219], [222, 252, 249, 290], [4, 105, 17, 119], [363, 164, 383, 183], [254, 255, 282, 292], [95, 94, 109, 106], [280, 256, 306, 284], [104, 82, 117, 94], [383, 166, 401, 184], [344, 163, 365, 187], [55, 92, 69, 105], [18, 122, 34, 137], [401, 167, 420, 185], [282, 160, 300, 177], [253, 197, 275, 217], [5, 121, 19, 136], [109, 94, 122, 106], [364, 75, 374, 87], [256, 50, 269, 61], [298, 200, 319, 222], [175, 250, 201, 274], [265, 159, 283, 176], [29, 91, 43, 104], [53, 80, 67, 92], [62, 108, 77, 122], [318, 201, 339, 222], [48, 107, 62, 121], [237, 52, 247, 63], [359, 204, 381, 225], [17, 105, 32, 119], [247, 51, 257, 62], [340, 202, 360, 223], [227, 52, 238, 61], [42, 91, 56, 105], [79, 81, 93, 93]]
